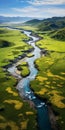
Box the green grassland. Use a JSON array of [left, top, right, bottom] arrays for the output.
[[0, 28, 37, 130], [30, 31, 65, 130], [17, 62, 30, 77], [16, 25, 37, 31], [0, 28, 33, 66]]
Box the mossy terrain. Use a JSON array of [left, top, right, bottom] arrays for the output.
[[0, 28, 37, 130], [30, 31, 65, 130], [17, 62, 30, 77]]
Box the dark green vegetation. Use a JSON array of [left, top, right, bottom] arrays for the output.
[[51, 28, 65, 41], [0, 28, 37, 130], [0, 39, 14, 48], [17, 62, 30, 77], [38, 17, 65, 31]]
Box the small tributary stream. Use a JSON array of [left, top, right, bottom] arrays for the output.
[[8, 29, 51, 130]]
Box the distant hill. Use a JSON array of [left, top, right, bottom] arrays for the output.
[[38, 17, 65, 31], [51, 28, 65, 41], [24, 17, 65, 41], [24, 17, 65, 31], [0, 16, 34, 24], [24, 19, 41, 26], [1, 16, 65, 32]]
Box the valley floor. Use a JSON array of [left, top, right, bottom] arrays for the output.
[[0, 26, 65, 130]]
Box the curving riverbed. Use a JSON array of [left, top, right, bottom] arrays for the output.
[[8, 29, 52, 130]]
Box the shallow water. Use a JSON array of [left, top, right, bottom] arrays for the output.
[[8, 29, 51, 130]]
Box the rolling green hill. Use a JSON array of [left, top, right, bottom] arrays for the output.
[[51, 28, 65, 41], [24, 17, 65, 41], [24, 19, 41, 26], [24, 17, 65, 31], [38, 17, 65, 31]]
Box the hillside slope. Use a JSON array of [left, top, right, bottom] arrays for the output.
[[51, 28, 65, 41], [24, 17, 65, 31], [24, 19, 41, 26], [38, 17, 65, 31]]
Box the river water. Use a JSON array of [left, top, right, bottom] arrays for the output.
[[8, 29, 51, 130]]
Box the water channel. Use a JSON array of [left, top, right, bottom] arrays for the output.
[[8, 29, 51, 130]]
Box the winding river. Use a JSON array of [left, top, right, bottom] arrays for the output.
[[8, 29, 51, 130]]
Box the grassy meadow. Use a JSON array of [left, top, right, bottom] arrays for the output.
[[30, 31, 65, 130], [0, 28, 37, 130]]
